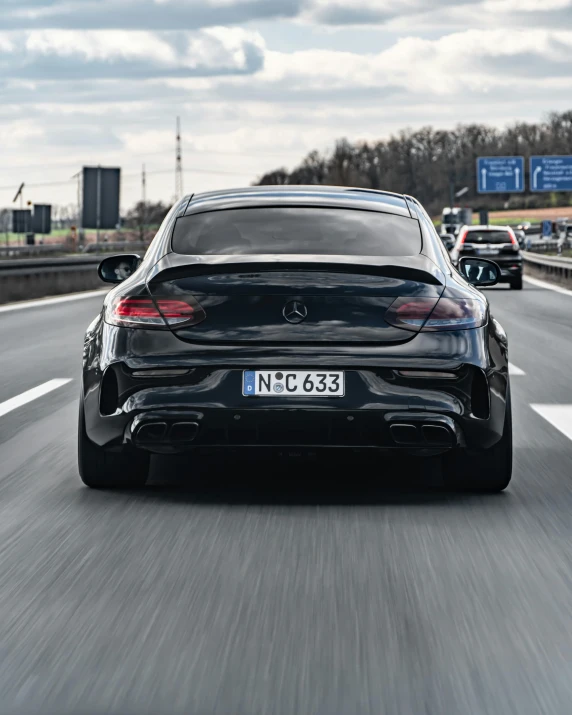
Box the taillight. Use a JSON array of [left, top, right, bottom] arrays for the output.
[[106, 296, 206, 329], [507, 228, 519, 251], [385, 297, 439, 330], [457, 228, 469, 246], [386, 297, 486, 332]]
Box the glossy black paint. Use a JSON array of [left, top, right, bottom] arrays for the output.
[[82, 186, 510, 457]]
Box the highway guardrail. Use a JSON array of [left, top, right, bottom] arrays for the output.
[[81, 241, 150, 254], [0, 250, 147, 305], [0, 244, 69, 258], [527, 240, 563, 253], [522, 251, 572, 288], [0, 240, 150, 259], [2, 248, 570, 306]]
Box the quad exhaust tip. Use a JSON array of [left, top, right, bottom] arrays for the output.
[[390, 422, 454, 448], [133, 420, 199, 445]]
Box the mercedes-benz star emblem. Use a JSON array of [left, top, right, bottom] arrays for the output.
[[283, 300, 308, 324]]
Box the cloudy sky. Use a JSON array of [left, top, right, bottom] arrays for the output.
[[1, 0, 572, 210]]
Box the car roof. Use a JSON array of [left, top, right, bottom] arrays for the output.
[[466, 225, 512, 231], [183, 185, 414, 219]]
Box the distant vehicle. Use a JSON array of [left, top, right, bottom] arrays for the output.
[[441, 207, 473, 237], [516, 221, 531, 231], [555, 218, 572, 238], [79, 186, 512, 492], [450, 225, 523, 290], [440, 233, 456, 251]]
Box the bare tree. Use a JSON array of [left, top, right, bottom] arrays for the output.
[[0, 209, 11, 245], [255, 110, 572, 215], [125, 201, 170, 241]]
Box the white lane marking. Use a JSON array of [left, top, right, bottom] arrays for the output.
[[0, 289, 108, 315], [531, 405, 572, 443], [509, 363, 526, 376], [0, 379, 72, 418], [524, 276, 572, 298]]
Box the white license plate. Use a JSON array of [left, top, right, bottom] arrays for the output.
[[243, 371, 345, 397], [477, 248, 499, 256]]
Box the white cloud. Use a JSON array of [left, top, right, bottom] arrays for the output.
[[1, 2, 572, 209], [0, 119, 44, 150], [186, 27, 265, 70], [298, 0, 572, 30], [481, 0, 570, 11], [216, 28, 572, 98], [0, 28, 266, 79], [384, 0, 572, 29], [24, 30, 177, 64], [1, 0, 303, 30]]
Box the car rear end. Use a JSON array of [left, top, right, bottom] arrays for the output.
[[453, 226, 523, 289], [83, 191, 509, 474]]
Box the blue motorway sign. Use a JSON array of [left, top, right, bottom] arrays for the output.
[[530, 156, 572, 192], [477, 156, 524, 193], [542, 220, 553, 238]]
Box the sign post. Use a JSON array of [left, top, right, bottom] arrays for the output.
[[477, 157, 525, 194], [530, 156, 572, 192]]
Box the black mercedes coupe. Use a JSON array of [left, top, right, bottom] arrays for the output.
[[79, 186, 512, 491]]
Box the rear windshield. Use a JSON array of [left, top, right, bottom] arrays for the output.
[[465, 230, 512, 244], [172, 207, 422, 256]]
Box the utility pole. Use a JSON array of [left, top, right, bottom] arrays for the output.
[[13, 182, 24, 208], [71, 171, 81, 229], [96, 165, 102, 243], [175, 116, 184, 201], [448, 170, 455, 208], [141, 164, 147, 241], [13, 183, 25, 246]]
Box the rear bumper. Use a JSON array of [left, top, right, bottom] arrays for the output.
[[126, 408, 462, 452], [497, 263, 523, 282], [83, 364, 508, 454]]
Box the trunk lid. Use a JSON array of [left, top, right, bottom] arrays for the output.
[[146, 254, 445, 345]]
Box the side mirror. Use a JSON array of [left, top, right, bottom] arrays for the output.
[[458, 257, 500, 287], [98, 254, 141, 284]]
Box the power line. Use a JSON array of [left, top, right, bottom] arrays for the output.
[[0, 147, 299, 178], [134, 147, 298, 160], [142, 167, 247, 178], [0, 165, 250, 192], [0, 148, 296, 176], [0, 179, 75, 191]]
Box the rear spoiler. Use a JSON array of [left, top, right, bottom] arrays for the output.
[[147, 254, 445, 287]]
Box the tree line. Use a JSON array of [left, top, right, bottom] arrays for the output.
[[255, 110, 572, 216]]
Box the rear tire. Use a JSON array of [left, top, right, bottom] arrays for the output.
[[78, 399, 149, 489], [443, 388, 512, 492], [510, 276, 523, 290]]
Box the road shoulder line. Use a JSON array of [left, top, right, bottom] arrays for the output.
[[531, 404, 572, 443], [524, 276, 572, 297], [0, 380, 73, 419], [0, 290, 108, 315]]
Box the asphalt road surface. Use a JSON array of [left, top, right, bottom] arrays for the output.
[[1, 279, 572, 715]]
